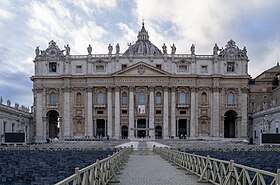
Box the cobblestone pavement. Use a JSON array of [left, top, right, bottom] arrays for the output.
[[111, 141, 211, 185]]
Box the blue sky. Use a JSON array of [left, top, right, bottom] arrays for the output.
[[1, 0, 280, 107]]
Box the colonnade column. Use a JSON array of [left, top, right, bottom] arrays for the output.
[[190, 87, 196, 137], [149, 87, 155, 138], [35, 88, 44, 143], [240, 87, 248, 138], [212, 87, 220, 137], [114, 87, 120, 139], [171, 87, 176, 138], [163, 87, 169, 139], [128, 87, 134, 139], [107, 87, 113, 138], [63, 87, 71, 138], [86, 87, 93, 137]]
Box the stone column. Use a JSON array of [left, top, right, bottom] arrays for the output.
[[42, 117, 47, 141], [163, 87, 169, 139], [114, 87, 120, 139], [128, 87, 134, 139], [240, 88, 248, 138], [190, 87, 196, 137], [63, 87, 71, 138], [149, 87, 155, 138], [35, 88, 44, 143], [86, 87, 93, 137], [171, 87, 176, 138], [212, 87, 220, 137], [107, 87, 113, 138]]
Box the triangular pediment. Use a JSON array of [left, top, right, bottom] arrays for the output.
[[113, 62, 171, 77]]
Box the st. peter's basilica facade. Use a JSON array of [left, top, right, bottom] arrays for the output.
[[32, 23, 250, 143]]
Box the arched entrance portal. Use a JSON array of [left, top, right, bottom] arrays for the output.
[[224, 110, 237, 138], [96, 119, 106, 137], [137, 119, 146, 138], [155, 125, 162, 139], [178, 119, 187, 138], [47, 110, 59, 139], [121, 125, 128, 139]]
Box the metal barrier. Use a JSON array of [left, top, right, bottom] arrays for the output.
[[154, 147, 280, 185], [55, 147, 132, 185]]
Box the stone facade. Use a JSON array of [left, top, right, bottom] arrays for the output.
[[0, 97, 33, 143], [31, 23, 250, 143], [249, 63, 280, 144]]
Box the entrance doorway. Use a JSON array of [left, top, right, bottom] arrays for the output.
[[178, 119, 187, 138], [224, 110, 237, 138], [96, 119, 106, 137], [155, 125, 162, 139], [121, 125, 128, 139], [47, 110, 59, 139], [137, 119, 146, 138]]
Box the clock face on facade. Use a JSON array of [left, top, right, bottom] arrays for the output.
[[227, 48, 236, 57]]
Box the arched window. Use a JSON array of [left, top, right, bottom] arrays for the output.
[[97, 91, 105, 104], [227, 92, 234, 105], [122, 92, 128, 105], [201, 92, 207, 104], [179, 91, 186, 104], [138, 91, 145, 104], [76, 92, 82, 104], [156, 92, 162, 105], [50, 92, 57, 105]]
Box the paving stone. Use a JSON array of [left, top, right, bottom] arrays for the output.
[[113, 141, 211, 185]]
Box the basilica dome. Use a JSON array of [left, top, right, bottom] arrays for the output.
[[123, 22, 162, 56]]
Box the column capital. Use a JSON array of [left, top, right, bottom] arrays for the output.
[[85, 87, 93, 92], [33, 87, 44, 93], [241, 87, 249, 94], [114, 86, 120, 91], [171, 87, 176, 92], [163, 86, 169, 91], [148, 86, 155, 91], [212, 86, 221, 93], [129, 86, 135, 92], [190, 86, 197, 93], [107, 87, 113, 92], [62, 87, 71, 92]]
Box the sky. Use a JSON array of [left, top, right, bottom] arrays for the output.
[[1, 0, 280, 107]]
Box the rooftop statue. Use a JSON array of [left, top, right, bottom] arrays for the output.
[[162, 43, 167, 54], [35, 46, 40, 57], [108, 44, 113, 55], [171, 44, 176, 55], [116, 43, 120, 54], [213, 44, 219, 55], [87, 44, 92, 55], [191, 44, 195, 55], [64, 44, 70, 55]]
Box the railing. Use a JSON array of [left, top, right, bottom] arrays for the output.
[[154, 147, 280, 185], [55, 147, 132, 185]]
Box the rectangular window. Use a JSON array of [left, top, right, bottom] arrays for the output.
[[276, 128, 279, 133], [96, 65, 105, 72], [156, 110, 161, 114], [49, 62, 57, 72], [76, 65, 82, 73], [12, 124, 15, 132], [121, 64, 127, 69], [122, 110, 128, 114], [180, 110, 186, 114], [156, 64, 162, 69], [227, 62, 235, 72], [178, 65, 188, 72], [97, 110, 103, 114], [201, 65, 208, 73]]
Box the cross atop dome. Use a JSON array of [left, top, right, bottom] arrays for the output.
[[137, 21, 149, 41]]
